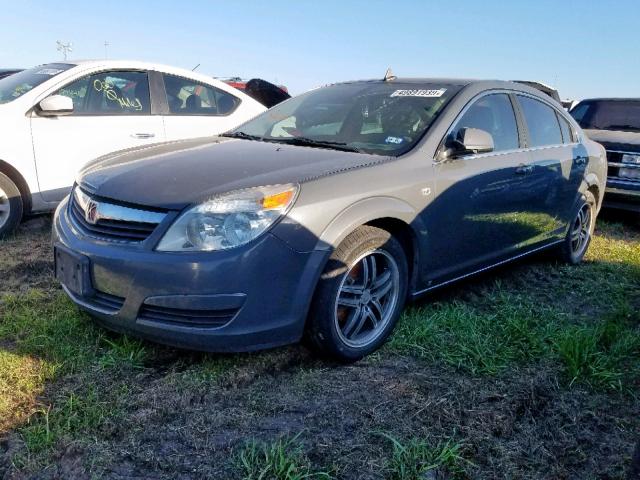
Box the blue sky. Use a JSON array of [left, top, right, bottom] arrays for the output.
[[1, 0, 638, 100]]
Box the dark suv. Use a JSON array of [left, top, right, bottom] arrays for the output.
[[570, 98, 640, 212]]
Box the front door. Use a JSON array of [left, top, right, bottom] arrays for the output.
[[422, 92, 549, 282], [31, 70, 165, 202]]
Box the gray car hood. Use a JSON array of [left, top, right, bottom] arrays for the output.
[[78, 137, 389, 210]]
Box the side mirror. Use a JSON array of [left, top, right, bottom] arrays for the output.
[[451, 127, 494, 156], [37, 95, 73, 116]]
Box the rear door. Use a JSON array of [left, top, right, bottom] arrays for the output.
[[31, 70, 165, 202], [424, 92, 545, 282], [161, 74, 249, 140], [515, 94, 580, 234]]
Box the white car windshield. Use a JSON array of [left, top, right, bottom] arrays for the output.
[[228, 82, 460, 156], [0, 63, 74, 104]]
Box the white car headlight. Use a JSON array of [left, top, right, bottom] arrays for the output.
[[156, 184, 298, 252]]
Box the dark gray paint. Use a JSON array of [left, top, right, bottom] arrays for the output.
[[54, 78, 607, 353]]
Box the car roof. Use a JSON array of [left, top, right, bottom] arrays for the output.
[[30, 59, 261, 105], [334, 77, 476, 87], [330, 77, 552, 91], [576, 98, 640, 102], [328, 78, 559, 101]]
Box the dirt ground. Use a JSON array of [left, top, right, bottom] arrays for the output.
[[1, 211, 639, 479]]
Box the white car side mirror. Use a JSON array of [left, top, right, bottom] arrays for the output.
[[38, 95, 74, 116]]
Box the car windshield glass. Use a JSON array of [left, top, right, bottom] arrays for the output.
[[227, 82, 460, 156], [570, 100, 640, 132], [0, 63, 74, 104]]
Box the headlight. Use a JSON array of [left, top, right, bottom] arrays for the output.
[[156, 184, 298, 252]]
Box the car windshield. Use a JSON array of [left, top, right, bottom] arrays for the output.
[[227, 82, 460, 156], [0, 63, 74, 104], [570, 100, 640, 132]]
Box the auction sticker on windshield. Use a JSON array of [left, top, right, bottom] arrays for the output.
[[390, 88, 446, 98]]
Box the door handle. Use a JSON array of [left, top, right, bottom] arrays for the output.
[[574, 156, 588, 166], [131, 133, 155, 139], [515, 164, 534, 175]]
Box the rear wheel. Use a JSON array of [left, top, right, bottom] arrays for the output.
[[558, 191, 596, 264], [0, 172, 23, 239], [306, 226, 408, 362]]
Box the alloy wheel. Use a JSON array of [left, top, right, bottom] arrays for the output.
[[334, 249, 401, 348], [570, 202, 592, 257], [0, 186, 10, 230]]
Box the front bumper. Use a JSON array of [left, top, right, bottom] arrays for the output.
[[53, 198, 329, 352], [604, 180, 640, 213]]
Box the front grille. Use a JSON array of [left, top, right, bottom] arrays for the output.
[[606, 150, 640, 184], [69, 188, 166, 243], [138, 304, 237, 328]]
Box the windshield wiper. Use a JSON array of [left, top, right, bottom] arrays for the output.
[[221, 131, 264, 141], [265, 137, 361, 153], [603, 124, 640, 132]]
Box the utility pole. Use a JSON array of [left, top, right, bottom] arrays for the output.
[[104, 41, 109, 59], [56, 40, 73, 60]]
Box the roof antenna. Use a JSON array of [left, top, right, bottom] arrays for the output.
[[192, 63, 200, 71], [383, 68, 396, 82]]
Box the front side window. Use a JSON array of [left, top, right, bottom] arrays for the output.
[[57, 70, 150, 115], [163, 74, 240, 115], [451, 93, 519, 152], [229, 82, 460, 156], [569, 100, 640, 132], [0, 63, 74, 104], [518, 96, 562, 147]]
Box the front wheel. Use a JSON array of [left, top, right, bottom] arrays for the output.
[[558, 191, 596, 264], [306, 226, 408, 362], [0, 172, 23, 239]]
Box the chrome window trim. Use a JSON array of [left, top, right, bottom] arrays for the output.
[[515, 91, 583, 144], [434, 88, 580, 164]]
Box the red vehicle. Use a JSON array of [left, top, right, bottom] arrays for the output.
[[221, 77, 290, 108]]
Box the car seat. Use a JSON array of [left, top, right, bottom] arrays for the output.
[[185, 94, 201, 113]]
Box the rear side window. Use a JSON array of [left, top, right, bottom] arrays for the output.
[[452, 93, 519, 152], [163, 74, 240, 116], [556, 112, 574, 144], [518, 96, 562, 147], [57, 70, 150, 115]]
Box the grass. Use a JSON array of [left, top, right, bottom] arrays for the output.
[[19, 384, 126, 454], [388, 221, 640, 390], [0, 290, 150, 460], [379, 433, 466, 480], [236, 435, 332, 480], [388, 293, 556, 375], [554, 315, 640, 389], [0, 217, 638, 476]]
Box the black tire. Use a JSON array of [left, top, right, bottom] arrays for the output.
[[0, 172, 23, 239], [306, 225, 408, 362], [558, 190, 596, 265]]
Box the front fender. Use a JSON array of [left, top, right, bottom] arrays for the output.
[[316, 196, 423, 251]]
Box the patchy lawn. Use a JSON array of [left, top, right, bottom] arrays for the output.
[[0, 211, 638, 479]]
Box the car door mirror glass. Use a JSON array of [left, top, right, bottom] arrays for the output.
[[38, 95, 74, 116], [451, 127, 494, 157]]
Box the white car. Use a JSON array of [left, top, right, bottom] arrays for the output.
[[0, 60, 267, 236]]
